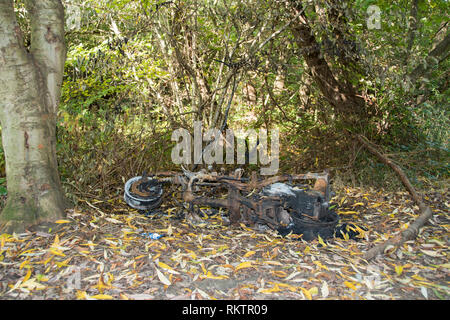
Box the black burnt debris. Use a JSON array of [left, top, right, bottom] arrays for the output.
[[124, 169, 364, 241]]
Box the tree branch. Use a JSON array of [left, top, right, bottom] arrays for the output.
[[354, 134, 433, 261], [409, 32, 450, 83]]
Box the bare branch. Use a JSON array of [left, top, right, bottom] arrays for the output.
[[354, 134, 434, 261]]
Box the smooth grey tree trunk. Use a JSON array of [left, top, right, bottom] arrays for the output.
[[0, 0, 68, 232]]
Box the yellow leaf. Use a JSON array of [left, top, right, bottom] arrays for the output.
[[19, 248, 38, 257], [339, 230, 349, 241], [243, 251, 256, 258], [40, 255, 53, 266], [338, 210, 359, 215], [275, 282, 298, 292], [271, 270, 287, 278], [91, 294, 114, 300], [259, 284, 281, 294], [158, 261, 173, 271], [76, 290, 87, 300], [201, 262, 207, 275], [412, 274, 426, 281], [1, 235, 6, 248], [52, 234, 60, 247], [300, 287, 312, 300], [19, 260, 30, 270], [313, 261, 329, 271], [262, 260, 282, 266], [186, 249, 197, 260], [317, 235, 327, 247], [309, 286, 319, 296], [55, 220, 71, 224], [49, 248, 66, 257], [239, 223, 253, 231], [222, 264, 234, 270], [352, 202, 364, 207], [235, 261, 253, 271], [344, 281, 357, 290], [55, 259, 70, 268], [395, 265, 403, 276], [22, 268, 32, 283], [369, 203, 382, 208]]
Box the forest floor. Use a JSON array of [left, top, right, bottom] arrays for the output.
[[0, 183, 448, 300]]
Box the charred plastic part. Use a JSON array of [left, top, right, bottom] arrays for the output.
[[261, 181, 338, 240], [124, 176, 164, 210]]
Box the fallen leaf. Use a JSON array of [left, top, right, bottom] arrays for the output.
[[262, 260, 283, 266], [420, 249, 442, 257], [352, 202, 364, 207], [285, 271, 301, 281], [235, 261, 254, 271], [395, 265, 403, 276], [128, 294, 155, 300], [158, 261, 180, 274], [105, 218, 122, 224], [317, 235, 327, 247], [155, 266, 171, 286], [338, 210, 359, 215], [21, 278, 46, 290], [321, 281, 329, 298], [22, 268, 32, 283], [420, 287, 428, 299], [309, 286, 318, 296], [258, 284, 281, 294], [55, 220, 71, 224], [91, 294, 114, 300], [344, 281, 357, 290], [243, 250, 256, 258], [300, 287, 312, 300]]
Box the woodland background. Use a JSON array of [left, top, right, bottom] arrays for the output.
[[1, 0, 448, 200]]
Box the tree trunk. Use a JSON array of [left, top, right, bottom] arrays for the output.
[[289, 4, 367, 118], [0, 0, 68, 233]]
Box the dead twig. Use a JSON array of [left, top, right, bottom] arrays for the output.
[[354, 134, 433, 261]]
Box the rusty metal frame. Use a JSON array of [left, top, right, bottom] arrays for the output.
[[129, 169, 331, 231]]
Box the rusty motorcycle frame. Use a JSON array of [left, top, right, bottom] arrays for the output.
[[124, 169, 339, 240]]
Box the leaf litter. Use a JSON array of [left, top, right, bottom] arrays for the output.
[[0, 184, 448, 300]]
